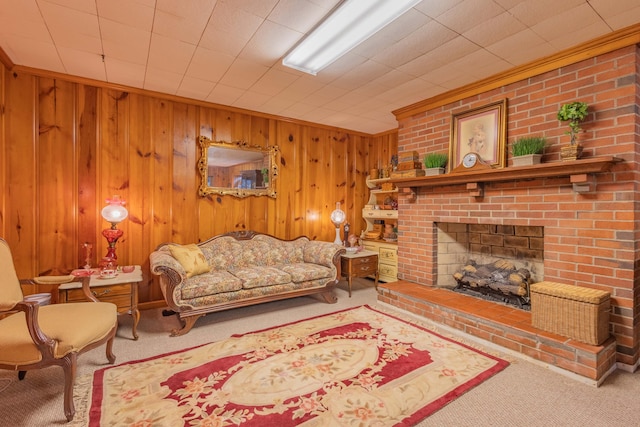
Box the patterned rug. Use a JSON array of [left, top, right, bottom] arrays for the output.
[[83, 306, 508, 426]]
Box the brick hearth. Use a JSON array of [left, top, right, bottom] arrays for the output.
[[378, 281, 617, 384]]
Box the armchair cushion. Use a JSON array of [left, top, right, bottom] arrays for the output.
[[0, 302, 117, 366], [169, 244, 210, 278]]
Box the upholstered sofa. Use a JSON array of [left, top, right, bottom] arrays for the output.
[[149, 231, 345, 336]]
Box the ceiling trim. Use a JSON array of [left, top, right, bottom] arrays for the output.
[[0, 46, 14, 69], [9, 64, 376, 138], [393, 22, 640, 121]]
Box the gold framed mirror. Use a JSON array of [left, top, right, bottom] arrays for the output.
[[197, 136, 279, 198]]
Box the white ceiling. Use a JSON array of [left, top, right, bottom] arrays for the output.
[[1, 0, 640, 134]]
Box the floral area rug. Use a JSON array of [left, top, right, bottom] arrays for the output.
[[82, 305, 508, 426]]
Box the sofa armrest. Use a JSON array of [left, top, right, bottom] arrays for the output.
[[149, 247, 187, 312], [303, 241, 346, 271]]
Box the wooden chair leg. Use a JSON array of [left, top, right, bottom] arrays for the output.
[[62, 353, 78, 422], [18, 370, 26, 380]]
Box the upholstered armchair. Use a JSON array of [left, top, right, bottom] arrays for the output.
[[0, 238, 118, 422]]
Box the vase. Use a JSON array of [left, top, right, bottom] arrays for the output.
[[425, 167, 445, 176], [560, 144, 583, 161], [512, 154, 542, 167]]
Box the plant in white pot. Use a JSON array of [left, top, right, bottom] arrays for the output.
[[423, 152, 448, 175], [511, 136, 547, 166], [557, 101, 588, 160]]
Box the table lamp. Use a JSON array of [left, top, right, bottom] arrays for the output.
[[101, 195, 128, 263], [330, 202, 346, 245]]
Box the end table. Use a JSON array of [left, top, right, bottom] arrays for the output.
[[58, 266, 143, 340], [340, 250, 379, 297]]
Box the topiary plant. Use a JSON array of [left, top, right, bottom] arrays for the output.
[[557, 102, 588, 145]]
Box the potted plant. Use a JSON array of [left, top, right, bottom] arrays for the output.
[[423, 152, 448, 175], [511, 136, 547, 166], [557, 101, 588, 160]]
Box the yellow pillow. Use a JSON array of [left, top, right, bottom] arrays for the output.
[[169, 244, 210, 278]]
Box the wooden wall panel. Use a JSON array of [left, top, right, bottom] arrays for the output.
[[1, 68, 396, 305]]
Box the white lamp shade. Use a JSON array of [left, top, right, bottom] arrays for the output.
[[330, 202, 346, 227], [101, 200, 128, 224]]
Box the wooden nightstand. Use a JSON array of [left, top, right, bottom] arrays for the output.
[[340, 250, 379, 297], [58, 266, 143, 340]]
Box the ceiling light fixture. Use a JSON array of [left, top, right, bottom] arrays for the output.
[[282, 0, 422, 75]]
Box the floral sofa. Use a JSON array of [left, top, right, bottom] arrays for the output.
[[149, 231, 345, 336]]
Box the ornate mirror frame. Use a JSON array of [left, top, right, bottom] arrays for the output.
[[198, 136, 279, 198]]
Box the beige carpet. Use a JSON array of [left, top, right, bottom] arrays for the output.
[[1, 278, 639, 426]]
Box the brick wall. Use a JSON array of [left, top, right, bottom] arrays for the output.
[[394, 45, 640, 367]]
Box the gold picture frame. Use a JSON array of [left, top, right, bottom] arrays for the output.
[[449, 99, 507, 170]]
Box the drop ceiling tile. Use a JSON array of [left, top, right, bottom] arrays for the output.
[[370, 20, 457, 68], [41, 0, 97, 14], [486, 29, 551, 65], [200, 1, 263, 56], [239, 20, 300, 65], [507, 0, 584, 27], [219, 57, 269, 90], [398, 36, 480, 77], [436, 0, 505, 34], [143, 67, 183, 94], [532, 4, 602, 42], [104, 57, 146, 87], [267, 0, 330, 32], [1, 36, 65, 72], [147, 33, 196, 74], [206, 83, 244, 106], [250, 68, 299, 96], [0, 16, 52, 44], [38, 0, 100, 38], [330, 60, 392, 91], [57, 46, 106, 80], [96, 0, 154, 31], [234, 91, 272, 110], [100, 19, 151, 65], [463, 12, 526, 47], [176, 76, 216, 100], [153, 0, 216, 44], [185, 46, 235, 82], [414, 0, 465, 19], [223, 0, 280, 19]]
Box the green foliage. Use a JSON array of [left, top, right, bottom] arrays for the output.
[[557, 102, 588, 145], [511, 136, 547, 156], [261, 167, 269, 183], [423, 152, 448, 169]]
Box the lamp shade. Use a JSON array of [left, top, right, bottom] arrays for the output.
[[330, 202, 346, 227], [101, 196, 128, 224]]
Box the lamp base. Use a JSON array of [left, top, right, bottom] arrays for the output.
[[333, 227, 343, 245]]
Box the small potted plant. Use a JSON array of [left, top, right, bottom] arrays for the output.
[[557, 101, 588, 160], [423, 152, 448, 175], [511, 136, 547, 166]]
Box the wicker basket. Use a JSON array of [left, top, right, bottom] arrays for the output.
[[530, 281, 610, 345]]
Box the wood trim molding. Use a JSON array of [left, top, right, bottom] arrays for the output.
[[393, 23, 640, 121], [0, 46, 14, 69]]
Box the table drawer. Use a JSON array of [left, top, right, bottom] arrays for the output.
[[62, 283, 132, 308]]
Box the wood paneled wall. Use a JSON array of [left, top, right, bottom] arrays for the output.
[[0, 65, 397, 305]]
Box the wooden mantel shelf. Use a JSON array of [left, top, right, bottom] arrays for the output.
[[391, 156, 622, 197]]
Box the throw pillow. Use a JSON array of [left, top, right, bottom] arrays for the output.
[[169, 244, 210, 278]]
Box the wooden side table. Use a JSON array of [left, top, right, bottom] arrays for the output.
[[58, 266, 143, 340], [340, 250, 379, 297]]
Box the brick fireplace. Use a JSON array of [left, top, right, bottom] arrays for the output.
[[379, 44, 640, 381]]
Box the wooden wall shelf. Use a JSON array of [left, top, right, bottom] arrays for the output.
[[391, 156, 622, 197]]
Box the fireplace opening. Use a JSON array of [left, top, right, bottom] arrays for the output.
[[436, 223, 544, 310]]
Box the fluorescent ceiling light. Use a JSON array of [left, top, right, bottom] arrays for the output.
[[283, 0, 422, 75]]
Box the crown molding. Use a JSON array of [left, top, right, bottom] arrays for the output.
[[392, 23, 640, 121]]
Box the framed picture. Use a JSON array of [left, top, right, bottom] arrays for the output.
[[449, 99, 507, 170]]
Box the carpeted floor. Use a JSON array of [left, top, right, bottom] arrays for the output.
[[1, 278, 639, 426]]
